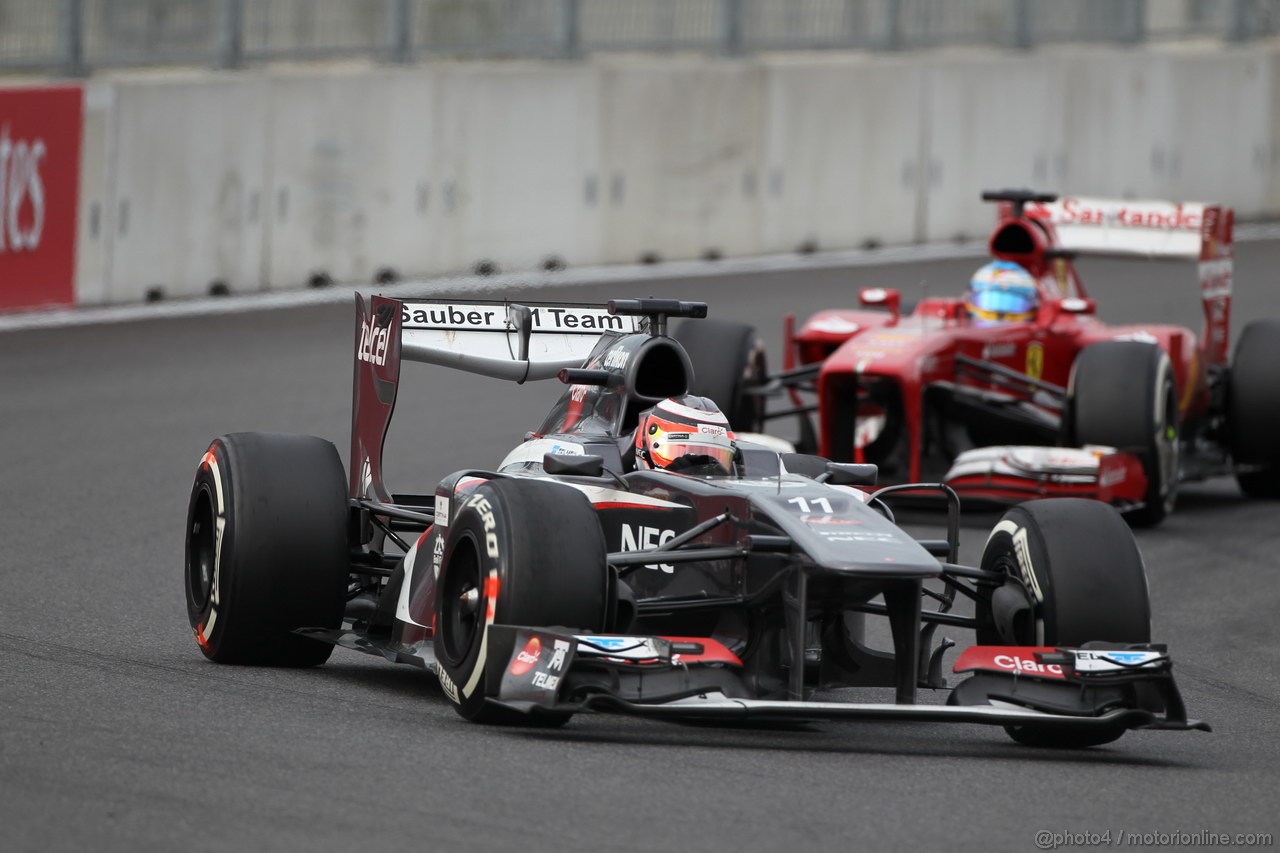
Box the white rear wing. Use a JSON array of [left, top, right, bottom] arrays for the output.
[[398, 300, 641, 382], [1022, 196, 1232, 262], [1015, 194, 1235, 366], [350, 296, 641, 498]]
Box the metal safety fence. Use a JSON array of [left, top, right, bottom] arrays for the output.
[[2, 0, 1279, 74]]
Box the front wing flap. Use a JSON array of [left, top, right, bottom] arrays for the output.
[[943, 444, 1148, 507]]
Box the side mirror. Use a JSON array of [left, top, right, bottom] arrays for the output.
[[1059, 297, 1096, 315], [823, 462, 878, 487], [859, 288, 901, 324], [558, 367, 613, 386], [543, 453, 606, 477]]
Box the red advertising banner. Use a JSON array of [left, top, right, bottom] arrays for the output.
[[0, 85, 83, 310]]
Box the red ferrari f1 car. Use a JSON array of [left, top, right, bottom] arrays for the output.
[[677, 190, 1280, 526], [184, 295, 1205, 748]]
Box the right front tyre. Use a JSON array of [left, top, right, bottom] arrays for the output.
[[1229, 319, 1280, 498], [978, 499, 1151, 648], [975, 498, 1151, 748], [1067, 340, 1179, 527], [185, 432, 350, 666], [433, 478, 609, 724]]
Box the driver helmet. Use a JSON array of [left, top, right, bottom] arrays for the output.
[[967, 261, 1039, 324], [634, 396, 737, 475]]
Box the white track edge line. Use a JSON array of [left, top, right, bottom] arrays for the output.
[[4, 223, 1280, 333]]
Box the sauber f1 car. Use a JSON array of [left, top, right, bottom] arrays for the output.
[[184, 296, 1207, 748], [677, 190, 1280, 526]]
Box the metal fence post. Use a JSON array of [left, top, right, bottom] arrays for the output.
[[389, 0, 413, 62], [843, 0, 864, 48], [1012, 0, 1032, 49], [879, 0, 901, 50], [722, 0, 744, 56], [1125, 0, 1146, 44], [562, 0, 582, 59], [217, 0, 244, 68], [1229, 0, 1253, 42], [60, 0, 85, 76]]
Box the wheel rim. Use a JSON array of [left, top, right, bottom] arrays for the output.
[[187, 486, 216, 612], [1154, 375, 1179, 510], [991, 552, 1040, 645], [438, 533, 483, 666]]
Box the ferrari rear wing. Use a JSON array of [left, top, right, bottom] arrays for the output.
[[1021, 195, 1232, 263], [985, 190, 1235, 366], [350, 294, 640, 499]]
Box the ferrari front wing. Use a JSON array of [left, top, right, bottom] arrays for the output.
[[943, 445, 1148, 508]]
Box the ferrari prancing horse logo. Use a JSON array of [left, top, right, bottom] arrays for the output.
[[1025, 342, 1044, 380]]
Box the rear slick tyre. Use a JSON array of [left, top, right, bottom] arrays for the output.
[[1229, 319, 1280, 498], [672, 318, 767, 432], [433, 478, 609, 726], [977, 499, 1151, 748], [184, 432, 349, 666]]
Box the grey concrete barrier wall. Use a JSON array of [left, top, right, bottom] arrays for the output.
[[71, 42, 1280, 305]]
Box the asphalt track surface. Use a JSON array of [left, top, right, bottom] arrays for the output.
[[3, 245, 1280, 852]]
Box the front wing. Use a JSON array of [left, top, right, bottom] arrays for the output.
[[564, 695, 1187, 732], [483, 626, 1208, 733], [943, 445, 1148, 508]]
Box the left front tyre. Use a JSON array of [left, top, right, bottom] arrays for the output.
[[434, 478, 610, 724], [185, 432, 349, 666]]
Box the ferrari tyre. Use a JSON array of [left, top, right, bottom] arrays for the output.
[[185, 432, 349, 666], [433, 478, 609, 725], [976, 499, 1151, 748], [672, 318, 767, 432], [1068, 340, 1178, 527], [1229, 319, 1280, 498]]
